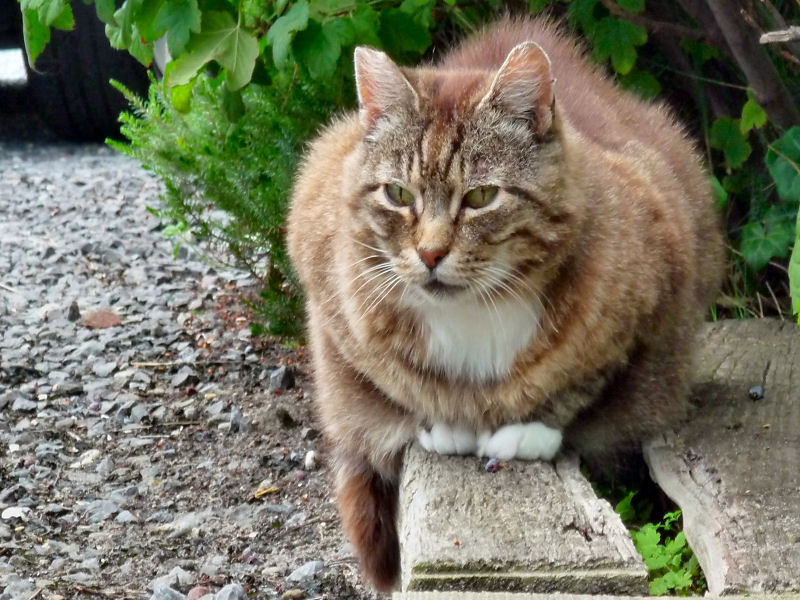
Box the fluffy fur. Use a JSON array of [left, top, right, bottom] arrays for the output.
[[287, 17, 723, 591]]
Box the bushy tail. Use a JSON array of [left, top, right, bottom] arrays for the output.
[[335, 455, 401, 591]]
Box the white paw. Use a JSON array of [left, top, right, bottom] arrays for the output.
[[417, 423, 478, 455], [476, 422, 562, 461]]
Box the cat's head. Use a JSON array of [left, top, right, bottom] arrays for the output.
[[348, 42, 579, 310]]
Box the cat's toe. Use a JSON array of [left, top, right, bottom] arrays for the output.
[[477, 422, 563, 461], [418, 423, 478, 455], [516, 422, 562, 460]]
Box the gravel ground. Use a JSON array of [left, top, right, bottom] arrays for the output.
[[0, 120, 379, 599]]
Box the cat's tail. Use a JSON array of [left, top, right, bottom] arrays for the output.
[[335, 452, 401, 591]]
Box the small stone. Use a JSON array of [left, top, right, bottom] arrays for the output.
[[171, 366, 199, 387], [150, 566, 194, 592], [748, 385, 764, 400], [92, 361, 117, 378], [287, 560, 324, 582], [84, 499, 119, 523], [149, 587, 187, 600], [229, 405, 251, 433], [187, 587, 210, 600], [269, 365, 295, 391], [303, 451, 317, 471], [82, 310, 121, 329], [214, 583, 246, 600], [11, 396, 37, 412], [115, 510, 139, 524], [282, 589, 305, 600], [67, 300, 81, 322]]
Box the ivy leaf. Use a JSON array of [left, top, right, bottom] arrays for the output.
[[110, 0, 144, 48], [380, 8, 431, 59], [789, 215, 800, 317], [766, 127, 800, 202], [740, 213, 795, 270], [591, 17, 647, 75], [153, 0, 202, 56], [169, 11, 258, 91], [292, 20, 338, 80], [21, 0, 72, 28], [620, 67, 661, 99], [710, 117, 751, 169], [350, 4, 381, 47], [94, 0, 117, 24], [134, 0, 163, 40], [21, 9, 50, 66], [616, 0, 645, 13], [266, 0, 309, 70], [740, 90, 767, 134]]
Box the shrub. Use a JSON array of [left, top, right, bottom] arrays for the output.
[[21, 0, 800, 336]]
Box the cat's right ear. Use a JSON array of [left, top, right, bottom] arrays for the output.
[[354, 47, 418, 130]]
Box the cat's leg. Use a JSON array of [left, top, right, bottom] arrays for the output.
[[476, 421, 563, 461], [312, 334, 417, 592]]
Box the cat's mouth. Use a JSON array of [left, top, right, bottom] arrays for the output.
[[422, 279, 465, 297]]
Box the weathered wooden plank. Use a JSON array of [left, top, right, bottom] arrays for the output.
[[399, 446, 648, 594], [645, 319, 800, 595]]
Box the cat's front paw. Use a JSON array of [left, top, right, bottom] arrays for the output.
[[476, 422, 562, 461], [417, 423, 478, 455]]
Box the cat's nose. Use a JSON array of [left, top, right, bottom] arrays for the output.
[[418, 247, 448, 269]]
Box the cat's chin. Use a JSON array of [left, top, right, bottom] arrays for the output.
[[421, 279, 466, 298]]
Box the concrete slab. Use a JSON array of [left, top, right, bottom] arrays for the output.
[[645, 319, 800, 595], [398, 446, 647, 594]]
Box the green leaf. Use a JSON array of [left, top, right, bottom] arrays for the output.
[[681, 39, 720, 65], [169, 11, 259, 91], [170, 79, 195, 113], [528, 0, 557, 13], [21, 9, 50, 66], [741, 91, 767, 134], [766, 127, 800, 202], [111, 0, 144, 48], [266, 0, 310, 70], [789, 212, 800, 317], [94, 0, 117, 24], [380, 8, 431, 59], [616, 0, 645, 13], [21, 0, 72, 28], [615, 491, 637, 522], [567, 0, 598, 32], [710, 117, 751, 169], [292, 19, 342, 80], [740, 212, 795, 270], [153, 0, 202, 55], [591, 17, 647, 75], [711, 175, 728, 211], [620, 67, 661, 99], [350, 4, 381, 47], [650, 575, 670, 596], [665, 531, 686, 555], [134, 0, 164, 39], [399, 0, 435, 29]]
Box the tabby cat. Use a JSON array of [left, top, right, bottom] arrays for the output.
[[287, 17, 723, 591]]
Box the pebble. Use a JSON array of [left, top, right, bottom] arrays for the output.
[[215, 583, 247, 600], [287, 560, 324, 582], [269, 365, 295, 391], [303, 450, 318, 471], [150, 587, 188, 600]]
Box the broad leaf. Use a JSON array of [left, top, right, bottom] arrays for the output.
[[94, 0, 117, 24], [21, 0, 72, 28], [711, 175, 728, 211], [169, 11, 258, 91], [766, 127, 800, 202], [741, 91, 766, 134], [350, 4, 381, 47], [710, 117, 751, 169], [616, 0, 645, 13], [380, 8, 431, 59], [21, 9, 50, 66], [620, 68, 661, 99], [591, 17, 647, 75], [292, 19, 343, 80], [567, 0, 598, 32], [789, 214, 800, 317], [266, 0, 309, 69], [153, 0, 202, 56], [111, 0, 144, 48], [740, 216, 795, 270]]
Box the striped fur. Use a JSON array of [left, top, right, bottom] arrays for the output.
[[287, 17, 724, 591]]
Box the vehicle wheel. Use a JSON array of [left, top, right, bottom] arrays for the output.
[[24, 1, 150, 142]]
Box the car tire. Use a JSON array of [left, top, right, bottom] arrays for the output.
[[24, 1, 150, 142]]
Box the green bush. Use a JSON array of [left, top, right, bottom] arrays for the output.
[[21, 0, 800, 336]]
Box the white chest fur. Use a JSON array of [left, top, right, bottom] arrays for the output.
[[419, 296, 540, 382]]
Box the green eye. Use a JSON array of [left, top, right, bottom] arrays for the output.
[[463, 186, 499, 209], [385, 183, 414, 207]]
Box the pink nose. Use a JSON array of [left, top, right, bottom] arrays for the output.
[[418, 248, 448, 269]]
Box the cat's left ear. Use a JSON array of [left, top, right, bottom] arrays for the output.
[[354, 46, 419, 130], [479, 41, 555, 136]]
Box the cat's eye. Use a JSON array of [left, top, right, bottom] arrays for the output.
[[463, 186, 499, 209], [384, 184, 414, 207]]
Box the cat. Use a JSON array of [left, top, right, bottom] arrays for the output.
[[286, 17, 723, 592]]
